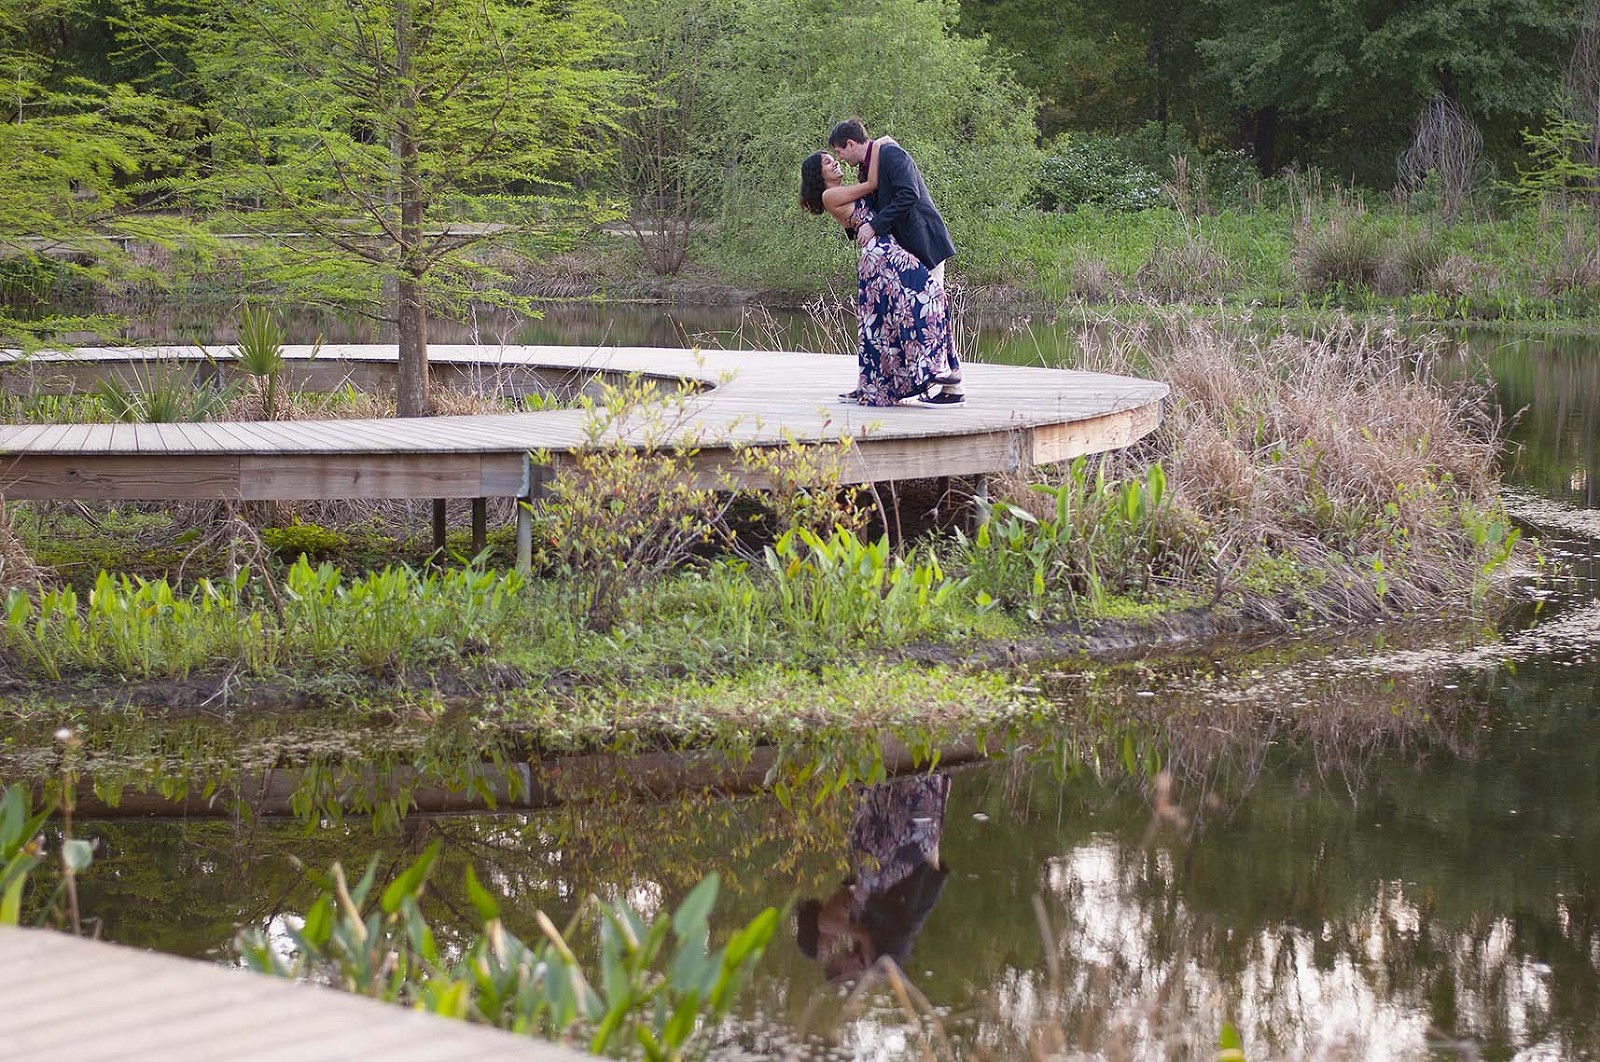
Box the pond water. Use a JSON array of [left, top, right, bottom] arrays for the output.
[[15, 309, 1600, 1059]]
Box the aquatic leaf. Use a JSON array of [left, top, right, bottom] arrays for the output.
[[464, 866, 502, 922], [672, 872, 719, 943], [380, 841, 440, 914]]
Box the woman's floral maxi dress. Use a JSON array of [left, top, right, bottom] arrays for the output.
[[851, 201, 957, 406]]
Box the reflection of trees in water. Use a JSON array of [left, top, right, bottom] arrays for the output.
[[971, 846, 1596, 1060], [1470, 330, 1600, 507], [956, 649, 1600, 1060]]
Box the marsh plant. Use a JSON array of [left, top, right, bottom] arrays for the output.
[[0, 558, 527, 680], [958, 459, 1198, 621], [94, 360, 240, 423], [0, 784, 92, 929], [237, 845, 777, 1062], [765, 526, 959, 643], [1069, 315, 1516, 622], [231, 302, 321, 420]]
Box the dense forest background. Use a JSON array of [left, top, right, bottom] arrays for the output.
[[3, 0, 1599, 341]]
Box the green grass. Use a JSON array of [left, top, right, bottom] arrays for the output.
[[695, 197, 1600, 324]]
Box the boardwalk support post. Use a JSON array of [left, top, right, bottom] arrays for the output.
[[515, 455, 552, 575], [431, 499, 447, 557], [470, 498, 487, 555]]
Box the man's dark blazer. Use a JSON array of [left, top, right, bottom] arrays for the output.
[[859, 141, 955, 270]]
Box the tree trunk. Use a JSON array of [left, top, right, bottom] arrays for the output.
[[397, 272, 428, 416], [393, 0, 429, 418], [1254, 106, 1279, 176]]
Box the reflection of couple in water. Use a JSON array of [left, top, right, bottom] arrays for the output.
[[796, 771, 951, 982], [799, 119, 965, 409]]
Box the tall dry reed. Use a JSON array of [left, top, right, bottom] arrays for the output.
[[1073, 314, 1508, 622]]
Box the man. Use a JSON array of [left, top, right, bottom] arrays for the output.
[[828, 118, 964, 404]]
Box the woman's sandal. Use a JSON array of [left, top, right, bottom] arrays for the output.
[[918, 390, 965, 405], [838, 388, 863, 403]]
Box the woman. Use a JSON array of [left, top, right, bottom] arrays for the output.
[[799, 144, 957, 407], [795, 772, 951, 983]]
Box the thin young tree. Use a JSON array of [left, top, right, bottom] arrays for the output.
[[165, 0, 628, 415], [1398, 94, 1483, 223], [1565, 0, 1600, 184]]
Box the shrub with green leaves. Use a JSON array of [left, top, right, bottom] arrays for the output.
[[1033, 135, 1164, 213], [764, 525, 959, 643], [237, 844, 778, 1062], [261, 520, 349, 559]]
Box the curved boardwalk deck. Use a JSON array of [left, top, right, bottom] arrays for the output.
[[1, 926, 588, 1062], [0, 344, 1167, 505]]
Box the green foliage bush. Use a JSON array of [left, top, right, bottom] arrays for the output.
[[764, 526, 958, 643], [693, 0, 1041, 284], [237, 845, 777, 1061], [261, 521, 349, 559], [1034, 135, 1164, 212]]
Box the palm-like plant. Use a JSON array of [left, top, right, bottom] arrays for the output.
[[235, 304, 286, 420]]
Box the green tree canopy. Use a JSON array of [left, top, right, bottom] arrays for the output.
[[673, 0, 1041, 280], [137, 0, 629, 414], [0, 0, 183, 348], [1199, 0, 1575, 181]]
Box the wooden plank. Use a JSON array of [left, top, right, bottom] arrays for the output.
[[237, 419, 351, 455], [0, 422, 56, 452], [192, 419, 267, 453], [0, 455, 243, 500], [0, 344, 1168, 503], [238, 453, 488, 501], [37, 423, 93, 454], [73, 424, 121, 453], [0, 927, 589, 1062]]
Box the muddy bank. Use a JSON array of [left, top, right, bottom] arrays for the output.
[[0, 607, 1265, 722], [51, 734, 983, 820]]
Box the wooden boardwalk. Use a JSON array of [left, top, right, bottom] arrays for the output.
[[0, 344, 1165, 499], [0, 926, 590, 1062], [0, 344, 1165, 565]]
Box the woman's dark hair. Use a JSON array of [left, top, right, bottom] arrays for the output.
[[795, 898, 822, 957], [798, 152, 827, 214]]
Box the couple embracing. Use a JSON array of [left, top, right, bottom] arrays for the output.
[[800, 119, 965, 407]]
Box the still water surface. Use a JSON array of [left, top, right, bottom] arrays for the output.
[[30, 311, 1600, 1059]]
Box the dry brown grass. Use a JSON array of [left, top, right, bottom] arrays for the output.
[[1067, 257, 1121, 303], [1134, 236, 1234, 301], [1291, 214, 1385, 292], [1535, 220, 1600, 299], [1074, 314, 1506, 622], [0, 502, 43, 591]]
